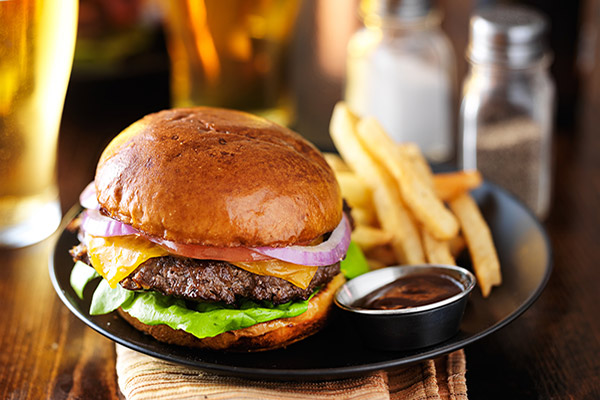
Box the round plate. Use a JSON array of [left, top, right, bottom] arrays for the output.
[[49, 183, 552, 380]]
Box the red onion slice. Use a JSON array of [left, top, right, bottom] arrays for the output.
[[78, 209, 271, 261], [79, 181, 99, 210], [80, 209, 139, 237], [254, 214, 351, 267]]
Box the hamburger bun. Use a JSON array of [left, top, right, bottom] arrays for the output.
[[94, 107, 342, 247], [82, 107, 349, 352], [118, 273, 346, 352]]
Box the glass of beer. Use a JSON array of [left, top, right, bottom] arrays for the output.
[[0, 0, 78, 247], [161, 0, 300, 126]]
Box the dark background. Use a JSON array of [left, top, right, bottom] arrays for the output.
[[62, 0, 588, 154]]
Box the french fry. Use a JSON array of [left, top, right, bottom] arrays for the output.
[[449, 234, 466, 258], [351, 225, 393, 252], [356, 117, 459, 241], [371, 184, 425, 265], [323, 152, 352, 173], [327, 102, 502, 297], [399, 143, 434, 189], [335, 171, 373, 209], [434, 170, 483, 201], [365, 244, 398, 267], [449, 193, 501, 297], [350, 206, 377, 227], [330, 103, 425, 264], [422, 228, 456, 265], [366, 258, 387, 270]]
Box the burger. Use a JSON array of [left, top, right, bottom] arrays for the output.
[[68, 107, 359, 352]]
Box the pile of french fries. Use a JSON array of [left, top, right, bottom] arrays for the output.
[[328, 102, 501, 297]]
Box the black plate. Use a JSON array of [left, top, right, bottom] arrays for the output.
[[49, 183, 552, 380]]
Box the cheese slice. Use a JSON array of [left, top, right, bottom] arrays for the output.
[[232, 260, 318, 290], [86, 234, 169, 288]]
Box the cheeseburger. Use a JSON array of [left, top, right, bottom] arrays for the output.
[[69, 107, 354, 351]]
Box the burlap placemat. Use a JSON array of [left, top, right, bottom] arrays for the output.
[[116, 344, 467, 399]]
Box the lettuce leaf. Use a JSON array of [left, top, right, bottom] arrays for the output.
[[90, 278, 134, 315], [121, 292, 309, 339], [340, 241, 369, 279], [70, 261, 100, 300], [71, 262, 310, 338]]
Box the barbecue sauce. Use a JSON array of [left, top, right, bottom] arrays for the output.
[[354, 274, 463, 310]]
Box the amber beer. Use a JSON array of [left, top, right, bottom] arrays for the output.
[[0, 0, 78, 246], [162, 0, 300, 126]]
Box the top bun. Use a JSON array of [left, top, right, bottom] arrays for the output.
[[95, 107, 342, 247]]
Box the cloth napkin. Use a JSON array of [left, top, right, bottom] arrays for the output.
[[116, 344, 467, 400]]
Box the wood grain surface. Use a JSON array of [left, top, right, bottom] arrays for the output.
[[0, 241, 120, 399]]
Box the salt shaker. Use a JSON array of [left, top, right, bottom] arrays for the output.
[[345, 0, 456, 163], [459, 5, 555, 218]]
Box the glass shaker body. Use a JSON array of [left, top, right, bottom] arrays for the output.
[[459, 59, 555, 218], [345, 13, 456, 163]]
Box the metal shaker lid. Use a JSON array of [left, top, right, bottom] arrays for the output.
[[360, 0, 432, 22], [467, 5, 549, 67]]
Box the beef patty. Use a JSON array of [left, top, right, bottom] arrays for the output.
[[70, 244, 340, 305]]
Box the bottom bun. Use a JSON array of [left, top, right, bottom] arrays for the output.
[[118, 273, 346, 352]]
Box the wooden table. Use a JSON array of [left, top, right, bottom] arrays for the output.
[[2, 43, 600, 400]]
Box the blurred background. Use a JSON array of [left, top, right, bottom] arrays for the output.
[[60, 0, 597, 211]]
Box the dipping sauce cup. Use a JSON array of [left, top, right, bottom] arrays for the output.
[[334, 265, 476, 351]]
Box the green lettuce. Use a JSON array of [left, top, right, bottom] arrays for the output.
[[340, 241, 369, 279], [70, 261, 100, 299], [90, 279, 134, 315], [121, 292, 309, 339], [69, 242, 368, 339], [70, 262, 310, 339]]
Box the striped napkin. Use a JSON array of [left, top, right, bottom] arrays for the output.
[[116, 345, 467, 399]]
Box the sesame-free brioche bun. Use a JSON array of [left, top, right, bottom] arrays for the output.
[[117, 273, 346, 352], [95, 107, 342, 247]]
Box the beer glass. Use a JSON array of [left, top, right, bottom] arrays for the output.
[[0, 0, 78, 247], [161, 0, 300, 126]]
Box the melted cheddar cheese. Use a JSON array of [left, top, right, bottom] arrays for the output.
[[86, 234, 169, 288], [232, 260, 318, 290]]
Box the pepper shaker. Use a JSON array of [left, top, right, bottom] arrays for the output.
[[459, 5, 555, 218]]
